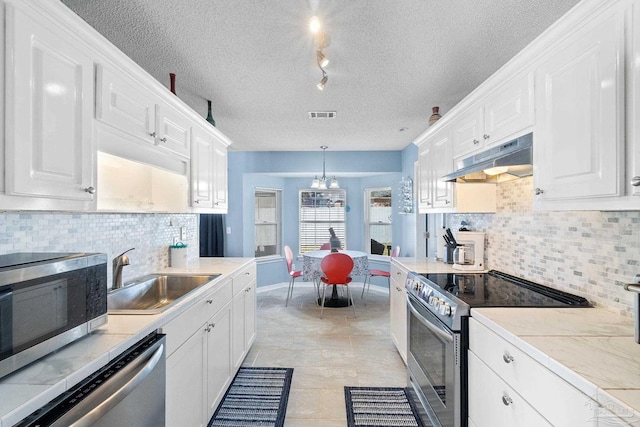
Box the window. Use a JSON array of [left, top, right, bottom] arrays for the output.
[[299, 189, 346, 253], [365, 187, 392, 255], [254, 189, 281, 257]]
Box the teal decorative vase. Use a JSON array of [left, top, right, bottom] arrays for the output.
[[206, 100, 216, 127]]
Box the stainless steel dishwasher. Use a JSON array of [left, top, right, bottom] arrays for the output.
[[15, 332, 166, 427]]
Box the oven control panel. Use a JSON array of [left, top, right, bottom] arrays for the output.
[[406, 271, 469, 330]]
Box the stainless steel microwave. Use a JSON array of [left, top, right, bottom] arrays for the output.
[[0, 253, 108, 379]]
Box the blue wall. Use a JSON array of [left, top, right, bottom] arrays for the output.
[[225, 148, 419, 286]]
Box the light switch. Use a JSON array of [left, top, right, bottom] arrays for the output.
[[226, 227, 231, 234], [180, 226, 186, 240]]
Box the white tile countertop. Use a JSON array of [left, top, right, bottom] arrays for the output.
[[472, 307, 640, 426], [0, 257, 254, 427]]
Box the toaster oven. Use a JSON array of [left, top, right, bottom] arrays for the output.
[[0, 253, 108, 379]]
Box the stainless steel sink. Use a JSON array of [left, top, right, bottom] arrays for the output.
[[108, 274, 220, 314]]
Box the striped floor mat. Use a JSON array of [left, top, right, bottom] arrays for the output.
[[208, 367, 294, 427], [345, 387, 427, 427]]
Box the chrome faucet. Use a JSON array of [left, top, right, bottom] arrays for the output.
[[112, 248, 135, 290]]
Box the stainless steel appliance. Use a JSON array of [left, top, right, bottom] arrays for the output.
[[0, 253, 107, 379], [15, 332, 166, 427], [405, 270, 590, 427], [441, 132, 532, 183]]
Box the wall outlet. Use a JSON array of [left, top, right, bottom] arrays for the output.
[[180, 226, 186, 241]]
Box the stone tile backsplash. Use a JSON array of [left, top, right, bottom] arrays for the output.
[[0, 212, 198, 286], [450, 177, 640, 316]]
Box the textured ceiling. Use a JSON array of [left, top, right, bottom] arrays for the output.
[[61, 0, 581, 152]]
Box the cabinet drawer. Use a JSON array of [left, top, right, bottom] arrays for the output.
[[390, 263, 407, 282], [469, 318, 598, 426], [468, 351, 552, 427], [163, 279, 232, 356], [232, 264, 256, 295]]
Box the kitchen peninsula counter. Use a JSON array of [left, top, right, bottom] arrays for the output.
[[0, 257, 254, 427], [472, 307, 640, 425]]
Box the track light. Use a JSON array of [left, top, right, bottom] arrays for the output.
[[317, 73, 328, 90], [316, 50, 329, 68]]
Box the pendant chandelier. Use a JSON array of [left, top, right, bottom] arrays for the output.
[[311, 146, 339, 189]]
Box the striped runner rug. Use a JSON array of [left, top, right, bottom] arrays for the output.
[[345, 386, 427, 427], [208, 367, 294, 427]]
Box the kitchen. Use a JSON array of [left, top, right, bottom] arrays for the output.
[[0, 0, 639, 426]]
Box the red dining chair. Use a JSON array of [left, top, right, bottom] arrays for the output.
[[361, 246, 400, 305], [284, 245, 304, 307], [320, 253, 355, 318], [319, 243, 331, 250]]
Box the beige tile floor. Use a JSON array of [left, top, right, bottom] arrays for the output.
[[242, 281, 407, 426]]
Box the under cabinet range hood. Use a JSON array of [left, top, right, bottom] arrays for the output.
[[442, 133, 533, 183]]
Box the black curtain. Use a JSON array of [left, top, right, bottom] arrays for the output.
[[200, 214, 225, 257]]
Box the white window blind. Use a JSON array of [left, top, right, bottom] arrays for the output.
[[299, 190, 346, 253]]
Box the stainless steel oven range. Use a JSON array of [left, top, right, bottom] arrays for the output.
[[405, 270, 590, 427]]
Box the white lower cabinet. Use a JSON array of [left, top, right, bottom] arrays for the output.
[[166, 325, 208, 427], [232, 265, 257, 371], [165, 262, 256, 426], [389, 262, 408, 363], [468, 318, 602, 427], [468, 352, 552, 427]]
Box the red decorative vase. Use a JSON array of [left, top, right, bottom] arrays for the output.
[[429, 106, 441, 126], [169, 73, 176, 95]]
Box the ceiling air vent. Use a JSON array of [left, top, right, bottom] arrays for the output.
[[308, 111, 337, 119]]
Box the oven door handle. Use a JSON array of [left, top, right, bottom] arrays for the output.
[[406, 294, 454, 343], [50, 340, 165, 427]]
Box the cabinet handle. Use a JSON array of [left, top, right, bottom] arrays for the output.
[[205, 325, 211, 332], [426, 201, 432, 206], [397, 287, 403, 292], [245, 287, 251, 292], [160, 137, 168, 143], [245, 272, 251, 275], [473, 139, 479, 145], [445, 200, 451, 205], [206, 299, 213, 304], [209, 322, 215, 329], [149, 132, 157, 138], [194, 200, 200, 204], [214, 202, 220, 205], [502, 394, 513, 406], [483, 134, 490, 140], [503, 352, 514, 364], [631, 176, 640, 187], [534, 188, 544, 195], [83, 186, 96, 194]]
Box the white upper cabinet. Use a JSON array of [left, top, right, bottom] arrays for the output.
[[431, 128, 454, 208], [95, 64, 157, 145], [190, 124, 229, 213], [212, 139, 229, 210], [191, 126, 215, 209], [4, 2, 95, 204], [452, 72, 534, 159], [156, 103, 191, 157], [534, 2, 625, 205]]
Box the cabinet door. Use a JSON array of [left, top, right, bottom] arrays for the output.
[[452, 106, 484, 158], [534, 7, 625, 201], [167, 328, 207, 427], [207, 303, 233, 417], [156, 104, 191, 157], [389, 264, 407, 363], [417, 144, 433, 211], [232, 289, 247, 371], [431, 129, 454, 208], [212, 139, 228, 210], [95, 64, 156, 144], [244, 282, 257, 351], [468, 351, 552, 427], [5, 4, 94, 201], [483, 72, 534, 145], [191, 126, 214, 208]]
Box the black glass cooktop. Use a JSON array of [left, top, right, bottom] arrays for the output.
[[419, 270, 590, 308]]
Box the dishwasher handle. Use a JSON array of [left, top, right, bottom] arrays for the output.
[[52, 340, 165, 427]]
